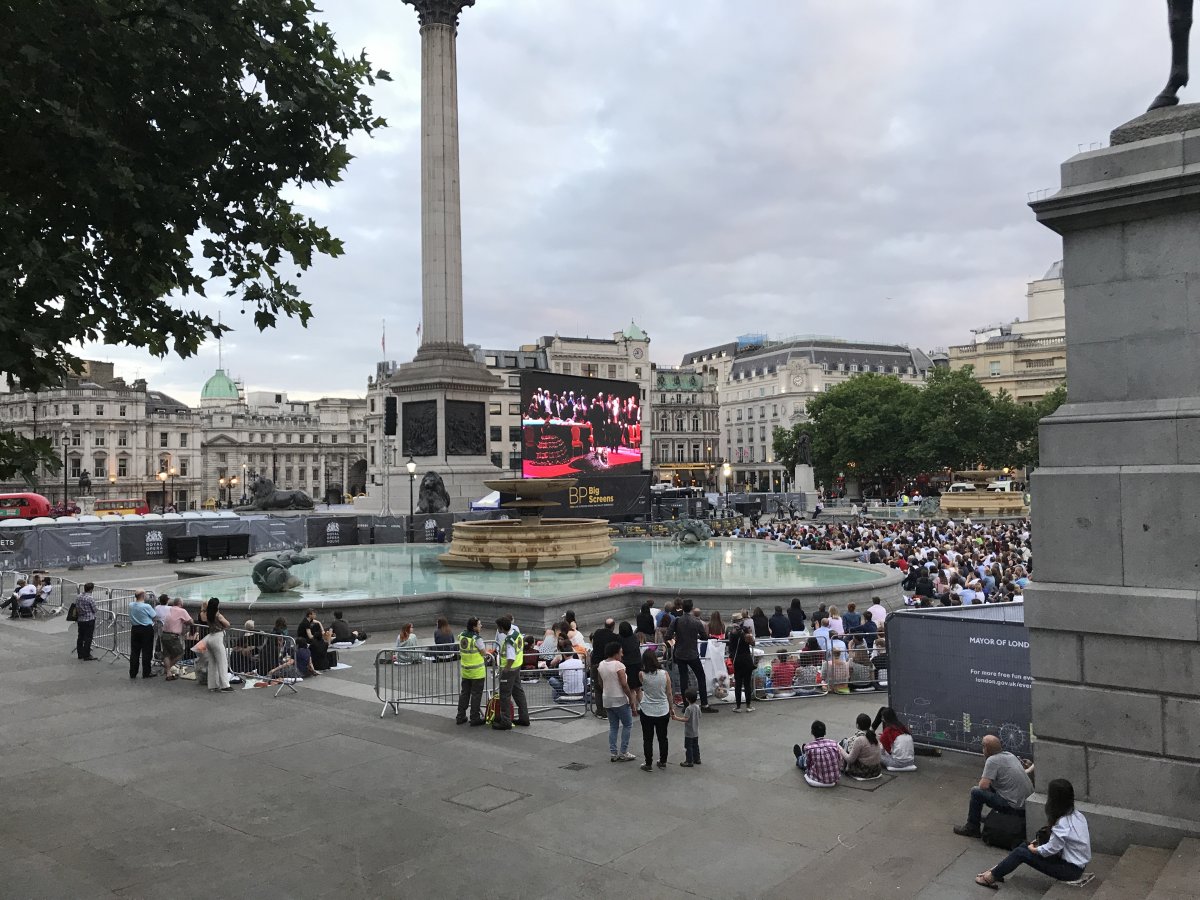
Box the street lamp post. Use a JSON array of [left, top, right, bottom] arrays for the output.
[[511, 441, 519, 473], [406, 456, 417, 543], [230, 475, 238, 508], [157, 470, 168, 513], [60, 429, 70, 510], [108, 474, 116, 498], [218, 477, 226, 509], [722, 461, 732, 513]]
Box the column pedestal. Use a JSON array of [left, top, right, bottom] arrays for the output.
[[1028, 115, 1200, 853]]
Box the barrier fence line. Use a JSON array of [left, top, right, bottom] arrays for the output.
[[374, 640, 500, 717], [184, 623, 300, 697]]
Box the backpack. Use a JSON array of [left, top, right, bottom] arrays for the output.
[[485, 694, 515, 724], [981, 808, 1026, 850]]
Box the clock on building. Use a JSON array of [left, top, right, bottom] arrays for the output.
[[632, 347, 644, 359], [791, 373, 806, 388]]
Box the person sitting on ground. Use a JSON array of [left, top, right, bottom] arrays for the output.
[[272, 617, 289, 635], [394, 623, 422, 663], [751, 606, 770, 638], [839, 713, 883, 779], [330, 609, 368, 643], [872, 706, 916, 769], [793, 720, 841, 788], [433, 616, 455, 648], [268, 637, 317, 679], [548, 652, 588, 701], [787, 598, 807, 633], [770, 652, 797, 697], [857, 610, 879, 648], [537, 623, 560, 657], [827, 605, 844, 635], [871, 637, 890, 687], [953, 734, 1034, 838], [309, 625, 334, 671], [297, 609, 324, 643], [841, 602, 862, 632], [768, 605, 791, 639], [821, 651, 850, 695], [975, 778, 1091, 890], [3, 579, 37, 618]]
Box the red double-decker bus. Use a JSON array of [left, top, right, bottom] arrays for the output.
[[0, 493, 53, 519]]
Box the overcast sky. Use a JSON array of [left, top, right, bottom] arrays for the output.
[[83, 0, 1166, 404]]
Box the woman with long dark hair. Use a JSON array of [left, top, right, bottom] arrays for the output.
[[726, 621, 755, 712], [204, 598, 234, 693], [839, 712, 882, 779], [618, 622, 642, 715], [751, 607, 770, 638], [975, 779, 1091, 889], [636, 649, 673, 771], [872, 706, 916, 770]]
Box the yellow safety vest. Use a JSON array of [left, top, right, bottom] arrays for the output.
[[459, 632, 485, 680], [502, 626, 523, 668]]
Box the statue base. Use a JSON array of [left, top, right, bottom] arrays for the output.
[[1111, 102, 1200, 145], [77, 496, 96, 515]]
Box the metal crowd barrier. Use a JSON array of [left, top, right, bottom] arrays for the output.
[[516, 650, 591, 721], [374, 640, 505, 716], [183, 622, 300, 697], [694, 634, 889, 702]]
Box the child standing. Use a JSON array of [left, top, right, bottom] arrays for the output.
[[673, 688, 702, 767]]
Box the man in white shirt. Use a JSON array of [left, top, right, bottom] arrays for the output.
[[548, 653, 588, 702], [867, 598, 888, 628]]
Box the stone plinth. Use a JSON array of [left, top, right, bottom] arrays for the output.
[[1028, 127, 1200, 854]]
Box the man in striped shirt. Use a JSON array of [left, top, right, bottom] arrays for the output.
[[794, 720, 841, 787], [75, 583, 98, 661]]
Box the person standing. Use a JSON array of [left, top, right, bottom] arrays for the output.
[[672, 688, 702, 767], [127, 590, 158, 679], [589, 618, 617, 719], [666, 599, 717, 714], [159, 599, 193, 680], [204, 598, 234, 693], [727, 621, 756, 712], [598, 642, 636, 761], [492, 614, 530, 730], [74, 582, 98, 661], [637, 649, 672, 771], [455, 617, 486, 726]]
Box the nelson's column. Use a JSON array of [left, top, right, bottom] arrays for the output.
[[382, 0, 500, 512]]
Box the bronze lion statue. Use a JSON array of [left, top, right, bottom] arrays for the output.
[[236, 476, 315, 512], [417, 470, 451, 513]]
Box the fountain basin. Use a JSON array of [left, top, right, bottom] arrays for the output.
[[439, 517, 617, 569]]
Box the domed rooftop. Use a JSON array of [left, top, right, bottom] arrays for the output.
[[623, 320, 648, 341], [201, 368, 240, 401], [1043, 260, 1063, 280]]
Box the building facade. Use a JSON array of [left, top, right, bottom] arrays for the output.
[[684, 337, 932, 492], [649, 366, 720, 488], [0, 361, 203, 509], [199, 369, 368, 507], [948, 261, 1067, 404]]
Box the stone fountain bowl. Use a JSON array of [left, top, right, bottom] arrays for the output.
[[483, 477, 578, 497]]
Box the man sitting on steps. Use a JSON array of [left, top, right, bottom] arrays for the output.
[[953, 734, 1033, 838]]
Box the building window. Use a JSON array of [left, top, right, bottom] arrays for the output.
[[179, 459, 189, 477], [93, 404, 103, 416], [92, 458, 106, 477], [508, 403, 520, 415], [692, 414, 700, 432], [71, 403, 80, 415], [284, 467, 293, 483], [116, 430, 127, 447], [736, 409, 743, 421], [178, 432, 187, 448], [69, 459, 82, 479], [158, 432, 168, 447], [508, 375, 520, 387], [490, 451, 503, 468], [94, 433, 105, 447], [331, 435, 338, 444], [760, 426, 766, 441], [608, 365, 617, 379], [490, 426, 501, 442], [217, 452, 227, 463], [370, 446, 376, 465], [582, 364, 599, 378], [53, 404, 59, 416], [485, 355, 498, 367], [508, 426, 521, 443], [634, 367, 642, 378], [504, 355, 518, 367], [299, 434, 306, 443], [117, 458, 128, 477], [990, 361, 1002, 376], [311, 467, 319, 482], [489, 402, 502, 415], [692, 443, 701, 462]]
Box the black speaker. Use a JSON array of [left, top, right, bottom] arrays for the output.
[[383, 395, 398, 436]]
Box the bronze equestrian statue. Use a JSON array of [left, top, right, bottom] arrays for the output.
[[1151, 0, 1195, 110]]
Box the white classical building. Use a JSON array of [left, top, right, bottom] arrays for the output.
[[683, 337, 932, 491], [649, 365, 721, 488]]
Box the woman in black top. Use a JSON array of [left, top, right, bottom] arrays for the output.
[[635, 603, 655, 642], [751, 607, 770, 638], [619, 621, 643, 713], [726, 623, 756, 712], [787, 598, 807, 632]]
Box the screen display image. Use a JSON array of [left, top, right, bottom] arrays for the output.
[[521, 372, 643, 478]]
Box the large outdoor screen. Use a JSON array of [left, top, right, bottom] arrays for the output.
[[520, 372, 643, 478]]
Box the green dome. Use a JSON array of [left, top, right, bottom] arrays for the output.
[[623, 320, 648, 341], [201, 368, 240, 400]]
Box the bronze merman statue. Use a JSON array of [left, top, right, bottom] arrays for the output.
[[1151, 0, 1195, 110]]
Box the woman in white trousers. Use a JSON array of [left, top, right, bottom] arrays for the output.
[[205, 598, 233, 692]]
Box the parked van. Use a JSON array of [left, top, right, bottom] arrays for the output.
[[986, 481, 1016, 492], [947, 482, 978, 493]]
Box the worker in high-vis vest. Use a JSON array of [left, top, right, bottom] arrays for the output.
[[456, 617, 487, 726], [492, 613, 531, 730]]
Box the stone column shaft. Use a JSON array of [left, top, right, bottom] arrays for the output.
[[415, 20, 470, 362]]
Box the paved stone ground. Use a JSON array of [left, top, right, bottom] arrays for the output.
[[0, 601, 1115, 900]]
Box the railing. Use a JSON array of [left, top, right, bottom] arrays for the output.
[[374, 641, 499, 716], [515, 651, 591, 721]]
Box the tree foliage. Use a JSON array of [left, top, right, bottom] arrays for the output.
[[774, 370, 1069, 489], [0, 0, 389, 478]]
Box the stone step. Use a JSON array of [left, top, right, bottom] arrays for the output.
[[1144, 837, 1200, 900], [1041, 851, 1116, 899], [1088, 844, 1173, 900]]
